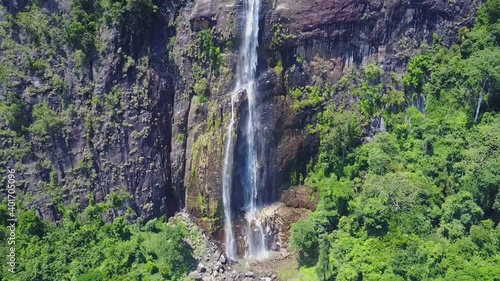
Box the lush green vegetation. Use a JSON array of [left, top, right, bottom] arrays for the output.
[[291, 1, 500, 280], [196, 29, 222, 71], [0, 198, 196, 281]]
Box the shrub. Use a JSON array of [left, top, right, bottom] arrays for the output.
[[29, 102, 66, 139], [193, 77, 208, 96], [27, 58, 47, 75], [197, 29, 221, 70]]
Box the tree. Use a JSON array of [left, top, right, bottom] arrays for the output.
[[291, 219, 319, 265], [316, 234, 334, 281], [477, 0, 500, 25], [366, 132, 400, 175], [464, 48, 500, 122], [357, 172, 440, 235], [19, 211, 45, 237], [440, 192, 483, 239], [461, 115, 500, 215], [316, 108, 361, 176]]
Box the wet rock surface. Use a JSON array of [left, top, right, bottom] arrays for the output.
[[176, 188, 312, 281], [176, 212, 282, 281]]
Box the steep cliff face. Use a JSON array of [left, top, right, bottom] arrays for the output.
[[264, 0, 477, 79], [0, 0, 185, 221], [0, 0, 478, 240]]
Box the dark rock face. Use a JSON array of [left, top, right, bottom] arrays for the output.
[[272, 0, 366, 33], [2, 0, 185, 222], [263, 0, 476, 81]]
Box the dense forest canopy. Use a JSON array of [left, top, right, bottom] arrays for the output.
[[291, 0, 500, 280]]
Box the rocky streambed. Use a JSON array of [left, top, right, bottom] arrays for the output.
[[177, 186, 317, 281], [175, 211, 280, 281]]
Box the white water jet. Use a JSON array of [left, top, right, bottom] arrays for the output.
[[222, 0, 268, 260]]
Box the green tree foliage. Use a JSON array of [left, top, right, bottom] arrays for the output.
[[66, 0, 100, 54], [365, 132, 400, 175], [0, 206, 195, 281], [314, 108, 361, 177], [477, 0, 500, 26], [440, 192, 484, 239], [313, 177, 354, 232], [291, 1, 500, 279], [358, 64, 384, 119], [18, 210, 45, 237], [357, 172, 440, 236], [100, 0, 156, 26], [291, 219, 319, 266]]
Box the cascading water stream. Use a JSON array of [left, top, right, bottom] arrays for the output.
[[222, 0, 267, 260], [222, 94, 237, 260]]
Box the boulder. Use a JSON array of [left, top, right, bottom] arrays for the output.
[[282, 186, 318, 210], [188, 271, 203, 281], [197, 263, 207, 273]]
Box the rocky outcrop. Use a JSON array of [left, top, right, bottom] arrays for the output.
[[175, 211, 284, 281], [282, 185, 319, 210], [174, 195, 316, 280]]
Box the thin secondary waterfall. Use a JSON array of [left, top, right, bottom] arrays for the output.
[[222, 94, 237, 260], [222, 0, 267, 260]]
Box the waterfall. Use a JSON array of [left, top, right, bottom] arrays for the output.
[[222, 0, 268, 260], [222, 93, 237, 260]]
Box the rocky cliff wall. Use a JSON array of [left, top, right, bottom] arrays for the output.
[[1, 0, 186, 222]]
